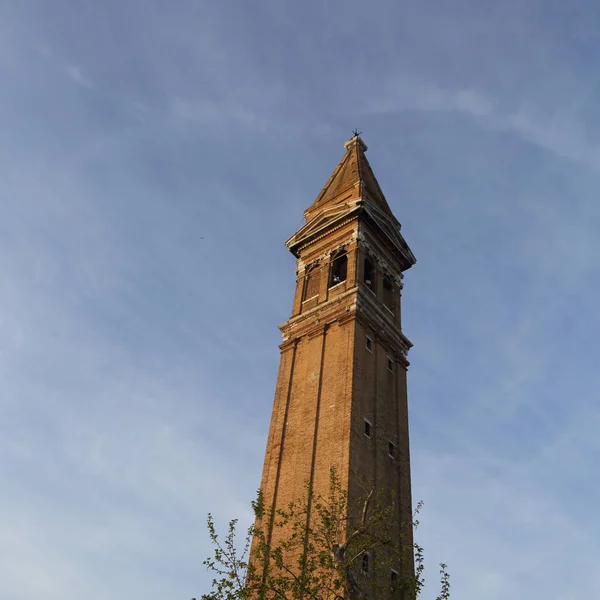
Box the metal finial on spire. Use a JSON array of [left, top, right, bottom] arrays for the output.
[[345, 131, 367, 152]]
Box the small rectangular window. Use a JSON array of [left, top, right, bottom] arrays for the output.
[[391, 570, 401, 594], [366, 336, 373, 352], [364, 419, 372, 438], [388, 441, 396, 458], [387, 356, 394, 372], [361, 553, 370, 574]]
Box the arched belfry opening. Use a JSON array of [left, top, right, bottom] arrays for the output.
[[363, 255, 376, 292], [329, 249, 348, 287]]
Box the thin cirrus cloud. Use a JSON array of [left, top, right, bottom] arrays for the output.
[[66, 64, 94, 89], [1, 1, 600, 599]]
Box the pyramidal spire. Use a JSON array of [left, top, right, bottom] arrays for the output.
[[287, 135, 415, 269], [304, 134, 396, 221]]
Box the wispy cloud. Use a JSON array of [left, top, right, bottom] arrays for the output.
[[65, 64, 93, 89]]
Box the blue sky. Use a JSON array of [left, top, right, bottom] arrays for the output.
[[2, 1, 600, 598]]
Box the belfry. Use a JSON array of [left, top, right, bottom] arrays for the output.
[[254, 135, 417, 596]]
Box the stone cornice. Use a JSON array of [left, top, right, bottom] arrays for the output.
[[357, 227, 404, 288], [288, 200, 415, 272], [291, 213, 360, 261], [278, 286, 412, 365], [355, 289, 412, 365], [297, 232, 359, 272], [361, 204, 416, 271], [280, 287, 359, 342]]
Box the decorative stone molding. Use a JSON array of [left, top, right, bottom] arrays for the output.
[[294, 216, 358, 256]]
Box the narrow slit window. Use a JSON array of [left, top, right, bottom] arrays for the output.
[[391, 570, 401, 595], [388, 441, 396, 458], [366, 336, 373, 353], [363, 256, 376, 292], [383, 275, 395, 311], [364, 419, 372, 438], [361, 553, 370, 574], [329, 251, 348, 287], [302, 264, 320, 301], [387, 356, 394, 372]]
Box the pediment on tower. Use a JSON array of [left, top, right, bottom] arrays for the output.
[[363, 203, 416, 268], [285, 201, 360, 256]]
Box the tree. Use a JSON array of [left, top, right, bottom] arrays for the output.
[[196, 468, 449, 600]]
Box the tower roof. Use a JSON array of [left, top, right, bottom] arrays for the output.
[[304, 135, 396, 222], [287, 135, 416, 269]]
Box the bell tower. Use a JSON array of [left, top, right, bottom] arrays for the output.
[[255, 135, 417, 596]]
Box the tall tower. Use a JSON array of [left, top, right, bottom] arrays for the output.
[[255, 135, 417, 596]]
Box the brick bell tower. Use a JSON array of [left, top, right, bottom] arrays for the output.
[[254, 135, 417, 595]]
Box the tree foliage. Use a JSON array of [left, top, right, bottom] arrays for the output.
[[195, 468, 449, 600]]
